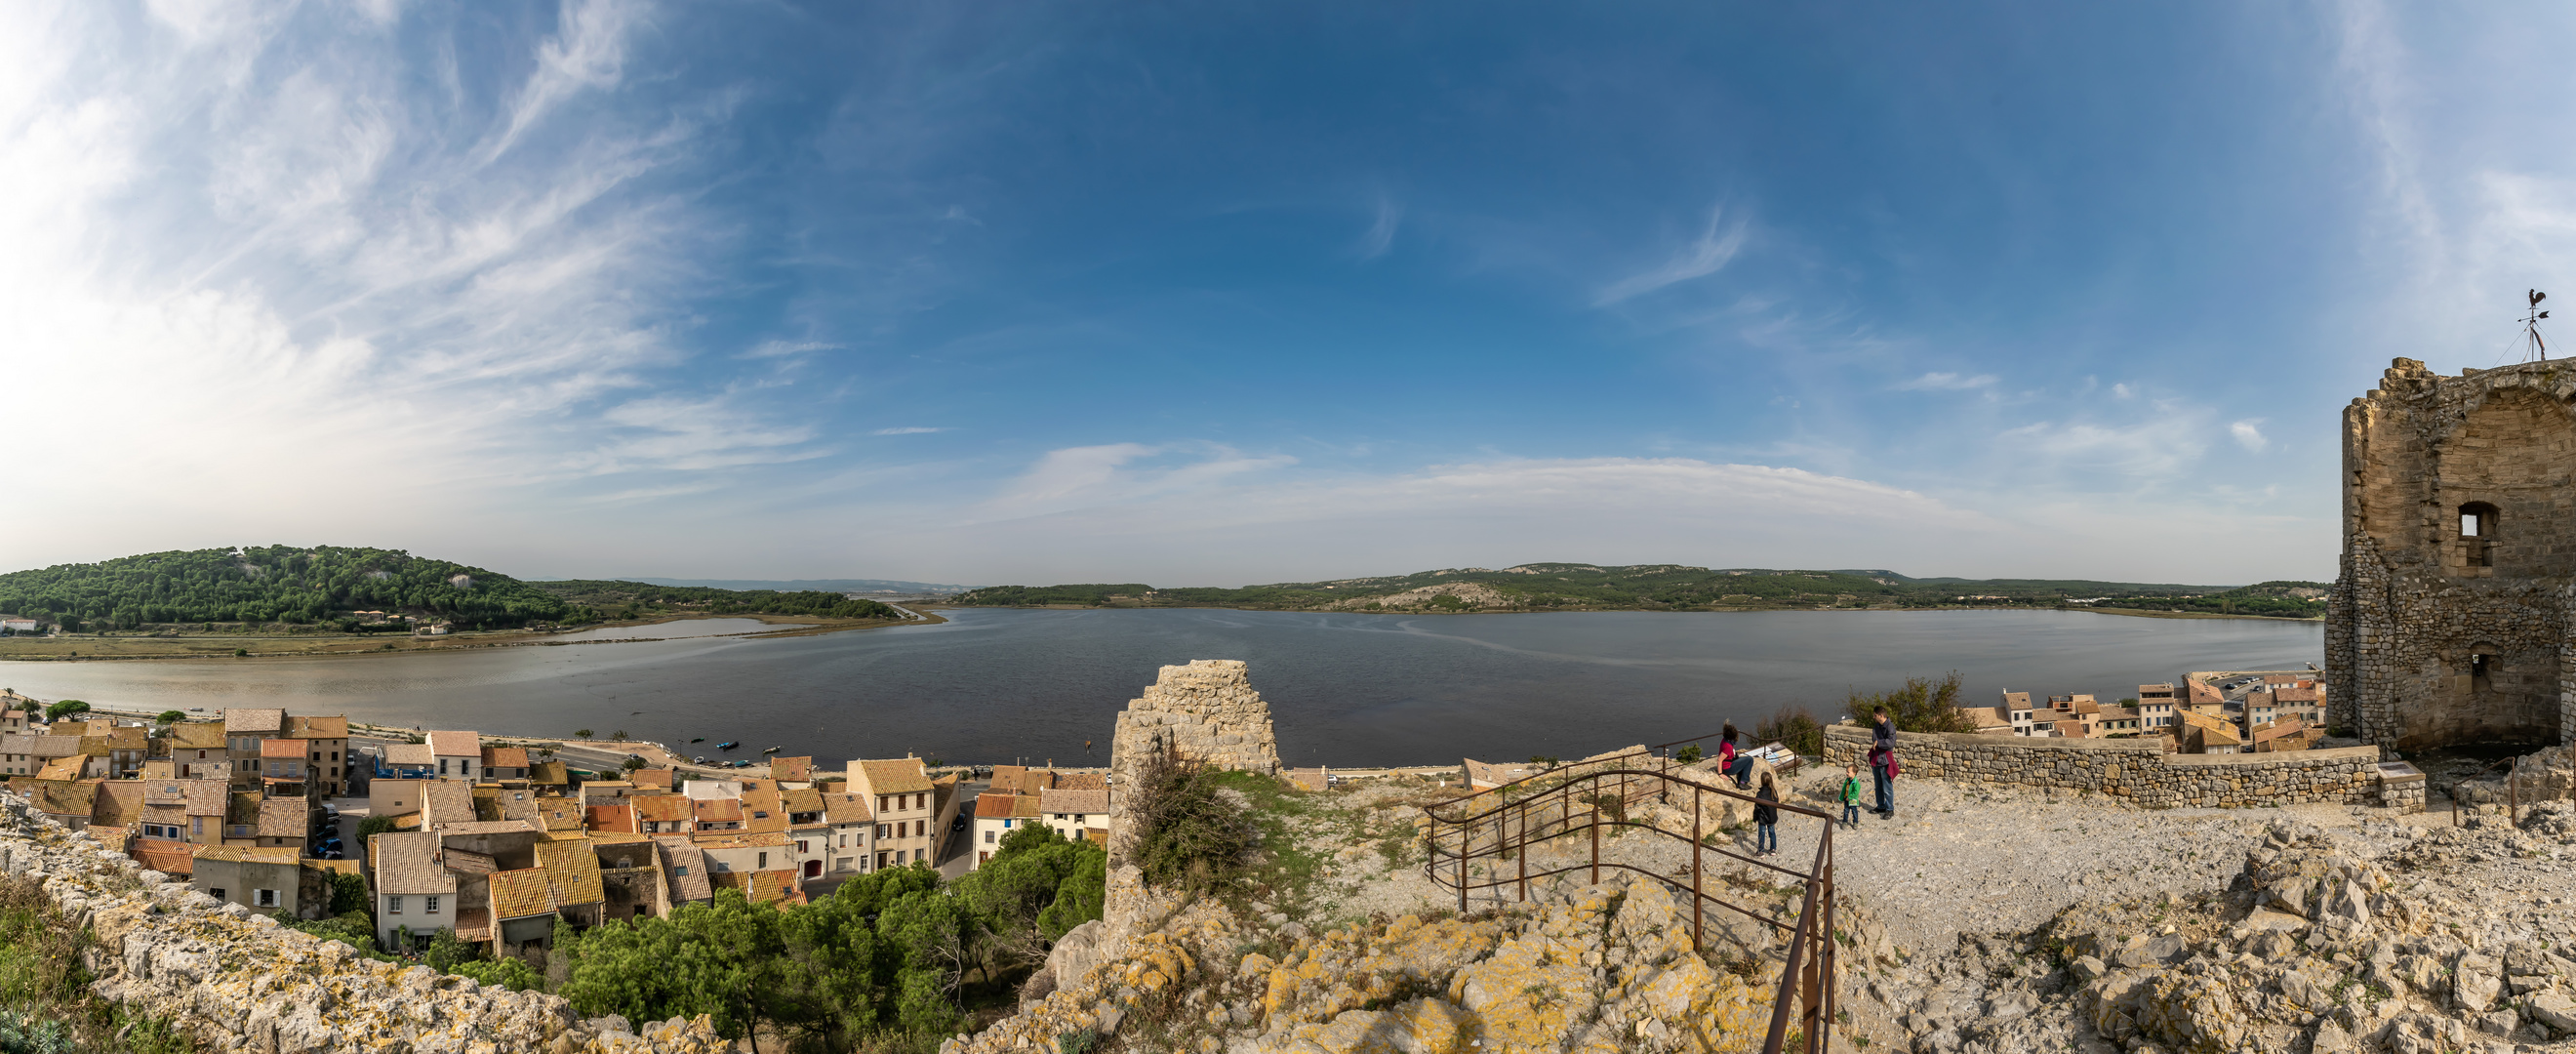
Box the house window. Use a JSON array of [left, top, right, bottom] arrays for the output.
[[673, 866, 689, 876], [424, 895, 439, 912], [438, 759, 448, 775], [912, 849, 923, 862], [388, 896, 402, 913], [210, 888, 225, 900], [757, 852, 768, 869], [712, 861, 732, 872], [192, 818, 203, 836], [254, 888, 278, 908], [796, 840, 808, 853], [984, 831, 995, 843]]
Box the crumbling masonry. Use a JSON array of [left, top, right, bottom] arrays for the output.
[[1106, 660, 1281, 856], [2329, 357, 2576, 750]]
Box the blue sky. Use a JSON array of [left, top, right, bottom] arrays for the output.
[[1, 1, 2566, 586]]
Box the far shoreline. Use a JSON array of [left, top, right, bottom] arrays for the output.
[[927, 602, 2323, 624], [0, 608, 947, 664]]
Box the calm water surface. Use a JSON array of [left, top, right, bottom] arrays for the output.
[[0, 609, 2320, 767]]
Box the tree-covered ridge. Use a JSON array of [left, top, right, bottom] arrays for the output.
[[0, 546, 580, 630], [525, 581, 899, 622], [951, 563, 2330, 616]]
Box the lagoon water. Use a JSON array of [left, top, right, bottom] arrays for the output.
[[0, 608, 2320, 767]]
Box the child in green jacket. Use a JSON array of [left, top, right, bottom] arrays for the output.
[[1839, 764, 1863, 828]]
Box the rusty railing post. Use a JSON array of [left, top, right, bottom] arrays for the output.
[[1457, 807, 1468, 915], [1691, 783, 1704, 953], [1517, 797, 1528, 902], [1590, 782, 1600, 886]]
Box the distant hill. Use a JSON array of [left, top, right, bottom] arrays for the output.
[[951, 564, 2330, 617], [577, 577, 967, 594], [0, 547, 915, 633], [0, 546, 581, 631]]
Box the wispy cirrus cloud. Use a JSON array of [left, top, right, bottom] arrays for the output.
[[1895, 372, 1999, 391], [1593, 205, 1749, 304], [873, 426, 951, 435]]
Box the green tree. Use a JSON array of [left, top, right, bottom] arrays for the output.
[[610, 730, 629, 742], [1843, 671, 1979, 734], [574, 729, 594, 741], [328, 872, 371, 918], [354, 815, 400, 843], [154, 709, 186, 725], [42, 700, 87, 721], [451, 955, 543, 992]]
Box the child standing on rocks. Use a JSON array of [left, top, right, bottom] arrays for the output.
[[1839, 764, 1862, 828], [1753, 773, 1780, 856]]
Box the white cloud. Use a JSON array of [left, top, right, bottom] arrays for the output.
[[745, 340, 837, 359], [2231, 420, 2270, 452], [873, 426, 950, 435], [1895, 372, 1999, 391], [1357, 197, 1402, 259], [1593, 205, 1749, 304]]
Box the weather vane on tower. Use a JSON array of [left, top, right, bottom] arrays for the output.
[[2522, 289, 2551, 361]]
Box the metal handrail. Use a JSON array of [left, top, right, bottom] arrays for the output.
[[1418, 762, 1836, 1054]]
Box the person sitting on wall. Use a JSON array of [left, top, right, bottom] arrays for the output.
[[1868, 706, 1899, 819], [1717, 723, 1754, 788]]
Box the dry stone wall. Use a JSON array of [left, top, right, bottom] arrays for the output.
[[0, 789, 726, 1054], [2329, 357, 2576, 750], [1823, 726, 2396, 810]]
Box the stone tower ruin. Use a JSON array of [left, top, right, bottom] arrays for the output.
[[2328, 357, 2576, 750], [1105, 660, 1281, 859]]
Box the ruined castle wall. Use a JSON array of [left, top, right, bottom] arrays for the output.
[[1821, 726, 2392, 810], [2332, 358, 2576, 750], [1105, 660, 1281, 864], [0, 790, 723, 1054]]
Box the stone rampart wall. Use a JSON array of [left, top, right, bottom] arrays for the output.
[[1823, 726, 2389, 810], [0, 790, 724, 1054]]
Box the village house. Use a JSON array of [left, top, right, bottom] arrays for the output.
[[286, 715, 350, 796], [634, 793, 693, 835], [372, 831, 458, 950], [849, 757, 945, 870], [380, 743, 436, 780], [822, 791, 873, 876], [1999, 692, 2036, 735], [426, 731, 481, 780], [654, 835, 714, 910], [0, 733, 81, 777], [2252, 715, 2325, 753], [783, 787, 830, 881], [191, 844, 302, 916], [223, 709, 286, 789], [481, 746, 531, 783], [159, 720, 230, 780], [2136, 684, 2180, 730], [2178, 709, 2243, 754], [257, 739, 312, 796], [1037, 787, 1109, 844], [592, 835, 664, 922]]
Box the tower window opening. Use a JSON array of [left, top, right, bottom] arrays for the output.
[[2459, 503, 2501, 567]]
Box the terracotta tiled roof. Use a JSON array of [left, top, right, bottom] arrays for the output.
[[690, 831, 787, 850], [648, 835, 710, 900], [285, 715, 348, 739], [822, 791, 871, 825], [435, 820, 539, 836], [137, 760, 176, 780], [709, 869, 795, 905], [973, 793, 1020, 819], [257, 797, 305, 838], [535, 838, 605, 907], [443, 848, 499, 874], [373, 831, 457, 895], [164, 722, 226, 750], [259, 739, 304, 760], [426, 730, 481, 758], [423, 780, 476, 827], [769, 756, 813, 783], [90, 781, 145, 827], [1053, 773, 1107, 791], [585, 804, 637, 833], [184, 780, 228, 816], [538, 799, 583, 831], [35, 759, 84, 783], [987, 765, 1027, 791], [1038, 789, 1109, 817], [6, 735, 81, 759], [482, 747, 530, 770], [529, 760, 568, 786], [628, 768, 673, 790], [222, 709, 285, 735], [453, 906, 493, 942], [141, 803, 184, 828], [855, 759, 931, 795], [384, 744, 434, 767], [740, 789, 785, 833], [634, 795, 693, 824], [694, 798, 744, 824], [1013, 795, 1041, 820], [133, 837, 194, 876], [192, 844, 298, 866], [488, 868, 553, 920], [23, 779, 95, 818]]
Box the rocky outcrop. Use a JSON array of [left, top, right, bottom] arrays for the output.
[[0, 790, 725, 1054], [1881, 816, 2576, 1053], [946, 872, 1797, 1054]]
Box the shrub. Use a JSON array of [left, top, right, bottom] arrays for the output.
[[355, 815, 400, 843], [451, 955, 543, 992], [1672, 745, 1703, 765], [1755, 705, 1827, 756], [1842, 672, 1979, 734], [1124, 750, 1258, 895]]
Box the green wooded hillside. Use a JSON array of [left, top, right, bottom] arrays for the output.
[[951, 563, 2331, 616], [525, 581, 899, 621], [0, 546, 580, 630]]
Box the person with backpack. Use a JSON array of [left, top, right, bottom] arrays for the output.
[[1868, 706, 1899, 818], [1752, 773, 1780, 856], [1839, 763, 1863, 828]]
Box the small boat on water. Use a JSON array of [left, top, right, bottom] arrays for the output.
[[716, 741, 740, 750], [762, 747, 781, 754]]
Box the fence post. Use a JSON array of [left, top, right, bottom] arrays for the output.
[[1457, 808, 1468, 915], [1691, 784, 1704, 953], [1590, 785, 1600, 887], [1518, 800, 1528, 903]]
